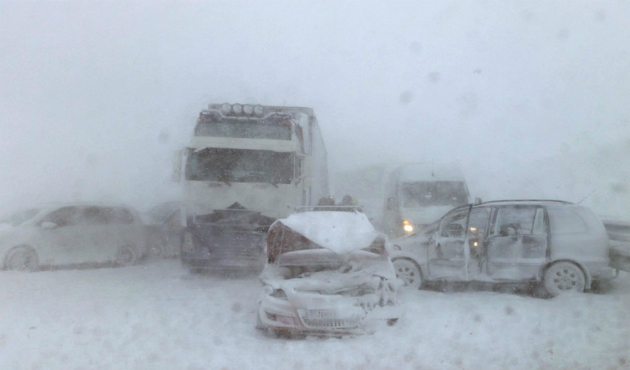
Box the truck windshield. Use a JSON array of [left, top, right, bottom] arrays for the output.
[[194, 113, 292, 140], [401, 181, 468, 208], [186, 148, 294, 184]]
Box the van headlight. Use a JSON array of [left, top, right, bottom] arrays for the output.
[[403, 220, 414, 233]]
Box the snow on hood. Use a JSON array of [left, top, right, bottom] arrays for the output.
[[276, 211, 383, 254]]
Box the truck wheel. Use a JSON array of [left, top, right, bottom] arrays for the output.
[[393, 258, 423, 290], [543, 261, 585, 297]]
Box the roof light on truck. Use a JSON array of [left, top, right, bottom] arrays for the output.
[[243, 104, 254, 115], [254, 105, 264, 116], [232, 103, 243, 114]]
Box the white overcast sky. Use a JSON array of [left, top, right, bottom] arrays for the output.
[[1, 1, 629, 216]]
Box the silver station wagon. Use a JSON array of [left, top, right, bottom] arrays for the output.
[[391, 200, 618, 296]]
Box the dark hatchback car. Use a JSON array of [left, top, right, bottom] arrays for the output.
[[391, 200, 618, 296]]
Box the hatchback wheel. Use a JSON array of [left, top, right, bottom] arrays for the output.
[[5, 247, 38, 271], [116, 245, 137, 267], [393, 258, 423, 289], [543, 261, 585, 297]]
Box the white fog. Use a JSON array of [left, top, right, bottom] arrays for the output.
[[1, 1, 629, 369]]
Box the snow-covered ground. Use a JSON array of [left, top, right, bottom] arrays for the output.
[[1, 260, 629, 370]]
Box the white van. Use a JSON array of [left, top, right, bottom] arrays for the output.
[[381, 163, 471, 238]]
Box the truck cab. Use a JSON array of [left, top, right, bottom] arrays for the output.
[[174, 103, 328, 271]]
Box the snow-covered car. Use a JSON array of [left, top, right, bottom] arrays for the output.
[[256, 209, 401, 336], [0, 203, 148, 271], [392, 200, 618, 297], [143, 201, 182, 258]]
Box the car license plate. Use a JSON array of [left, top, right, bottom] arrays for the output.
[[306, 309, 337, 320]]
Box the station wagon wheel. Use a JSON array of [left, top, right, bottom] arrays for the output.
[[5, 246, 39, 271], [393, 258, 423, 290], [115, 245, 137, 267], [543, 261, 586, 297]]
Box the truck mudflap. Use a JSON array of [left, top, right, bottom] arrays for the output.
[[604, 219, 630, 273], [181, 202, 276, 269]]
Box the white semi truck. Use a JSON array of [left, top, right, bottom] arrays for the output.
[[174, 103, 328, 270]]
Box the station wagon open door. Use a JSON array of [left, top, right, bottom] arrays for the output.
[[485, 206, 548, 280], [428, 207, 490, 280]]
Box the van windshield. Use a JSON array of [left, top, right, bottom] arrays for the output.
[[401, 181, 468, 207]]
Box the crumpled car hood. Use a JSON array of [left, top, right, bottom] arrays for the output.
[[260, 260, 398, 311]]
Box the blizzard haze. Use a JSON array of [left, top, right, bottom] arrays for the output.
[[1, 1, 629, 217]]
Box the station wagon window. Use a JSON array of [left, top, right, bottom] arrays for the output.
[[493, 206, 540, 236], [468, 208, 491, 239], [440, 210, 468, 238], [548, 209, 588, 234], [533, 208, 545, 234]]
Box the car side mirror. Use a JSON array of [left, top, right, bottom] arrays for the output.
[[41, 221, 58, 229], [474, 197, 482, 205]]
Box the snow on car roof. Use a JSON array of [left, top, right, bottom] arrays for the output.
[[277, 211, 382, 254]]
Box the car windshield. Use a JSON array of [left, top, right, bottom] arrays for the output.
[[401, 181, 469, 207], [1, 208, 41, 226], [185, 148, 294, 184]]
